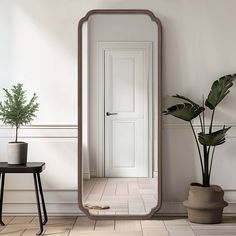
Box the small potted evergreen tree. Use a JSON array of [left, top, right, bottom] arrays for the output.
[[163, 74, 236, 223], [0, 84, 39, 165]]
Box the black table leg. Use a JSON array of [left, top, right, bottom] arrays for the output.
[[36, 173, 48, 225], [33, 173, 43, 235], [0, 173, 5, 226]]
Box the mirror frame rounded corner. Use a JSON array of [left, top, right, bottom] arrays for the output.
[[78, 9, 162, 220]]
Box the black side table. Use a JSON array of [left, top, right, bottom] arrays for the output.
[[0, 162, 48, 235]]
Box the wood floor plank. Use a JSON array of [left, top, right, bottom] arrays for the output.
[[102, 182, 117, 197], [116, 183, 128, 195], [95, 220, 115, 231], [168, 231, 195, 236], [115, 220, 141, 231], [21, 228, 44, 236], [83, 179, 97, 200], [141, 220, 165, 229], [84, 177, 158, 215], [142, 229, 169, 236], [34, 216, 76, 229], [191, 224, 236, 230], [0, 216, 14, 232], [69, 232, 142, 236], [1, 217, 236, 236], [8, 216, 34, 225], [193, 229, 236, 235], [2, 216, 15, 225], [128, 183, 140, 195], [108, 178, 138, 183], [0, 226, 24, 235], [72, 217, 95, 231], [86, 179, 107, 202], [43, 228, 70, 235], [128, 199, 146, 214], [6, 216, 37, 230], [164, 219, 189, 226], [166, 226, 193, 231]]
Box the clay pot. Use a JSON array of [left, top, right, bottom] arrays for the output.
[[183, 184, 228, 224], [7, 142, 28, 165]]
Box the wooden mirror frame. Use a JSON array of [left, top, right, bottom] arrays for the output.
[[78, 9, 162, 220]]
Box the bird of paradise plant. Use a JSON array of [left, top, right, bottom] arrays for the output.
[[163, 74, 236, 187]]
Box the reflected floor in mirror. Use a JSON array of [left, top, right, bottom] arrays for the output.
[[83, 177, 157, 215]]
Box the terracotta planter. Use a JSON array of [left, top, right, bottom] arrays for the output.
[[7, 142, 28, 165], [183, 184, 228, 224]]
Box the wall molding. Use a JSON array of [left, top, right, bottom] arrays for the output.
[[0, 125, 77, 139], [163, 123, 236, 129], [0, 125, 78, 128]]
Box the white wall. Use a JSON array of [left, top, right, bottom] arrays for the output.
[[0, 0, 236, 215]]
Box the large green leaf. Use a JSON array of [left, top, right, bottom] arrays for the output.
[[205, 74, 236, 109], [198, 126, 231, 146], [163, 102, 204, 121], [173, 94, 200, 106]]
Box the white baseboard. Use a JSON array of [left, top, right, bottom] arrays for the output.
[[90, 170, 157, 178], [156, 202, 236, 217], [90, 170, 97, 177], [3, 202, 236, 216], [2, 203, 82, 216], [83, 172, 90, 180], [2, 190, 236, 216]]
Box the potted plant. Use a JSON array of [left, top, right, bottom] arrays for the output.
[[0, 84, 39, 165], [163, 74, 236, 223]]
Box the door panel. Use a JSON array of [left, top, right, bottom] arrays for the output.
[[105, 47, 150, 177], [112, 57, 135, 112], [112, 121, 135, 168]]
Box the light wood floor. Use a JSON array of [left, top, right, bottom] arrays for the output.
[[83, 177, 157, 215], [1, 216, 236, 235]]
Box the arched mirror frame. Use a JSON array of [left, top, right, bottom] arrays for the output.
[[78, 9, 162, 220]]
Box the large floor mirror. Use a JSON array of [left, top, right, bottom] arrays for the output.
[[78, 9, 162, 219]]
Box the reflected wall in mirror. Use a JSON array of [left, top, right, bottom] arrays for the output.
[[78, 9, 162, 219]]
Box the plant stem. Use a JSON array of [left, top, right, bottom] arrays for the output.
[[203, 145, 209, 187], [199, 114, 204, 133], [201, 95, 210, 186], [205, 108, 215, 186], [209, 146, 216, 177], [209, 109, 215, 134], [15, 126, 18, 143], [202, 95, 205, 133], [189, 121, 204, 177]]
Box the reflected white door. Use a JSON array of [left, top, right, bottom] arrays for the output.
[[105, 46, 150, 177]]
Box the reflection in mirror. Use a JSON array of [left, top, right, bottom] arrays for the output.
[[79, 10, 161, 218]]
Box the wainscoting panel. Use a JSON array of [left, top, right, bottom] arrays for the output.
[[0, 124, 236, 215], [0, 125, 81, 215]]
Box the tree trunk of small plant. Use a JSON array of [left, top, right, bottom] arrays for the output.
[[15, 126, 18, 143]]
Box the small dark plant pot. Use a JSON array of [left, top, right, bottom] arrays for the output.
[[183, 183, 228, 224], [7, 142, 28, 165]]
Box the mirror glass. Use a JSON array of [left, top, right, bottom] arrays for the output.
[[79, 10, 161, 218]]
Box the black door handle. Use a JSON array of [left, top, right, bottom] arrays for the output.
[[106, 112, 118, 116]]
